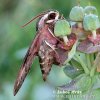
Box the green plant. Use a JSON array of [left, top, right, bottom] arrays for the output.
[[56, 1, 100, 100]]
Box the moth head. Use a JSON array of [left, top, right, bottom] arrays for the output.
[[22, 10, 61, 29], [36, 10, 60, 30], [44, 10, 60, 23]]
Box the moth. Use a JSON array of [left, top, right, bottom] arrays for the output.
[[14, 10, 76, 96]]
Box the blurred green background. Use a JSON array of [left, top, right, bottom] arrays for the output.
[[0, 0, 100, 100]]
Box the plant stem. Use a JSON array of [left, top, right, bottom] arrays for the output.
[[77, 0, 80, 6], [88, 0, 91, 6], [77, 22, 83, 28], [92, 30, 97, 39], [86, 54, 91, 70], [63, 36, 69, 45], [90, 53, 94, 65], [90, 53, 100, 77], [75, 55, 90, 74], [90, 66, 96, 77]]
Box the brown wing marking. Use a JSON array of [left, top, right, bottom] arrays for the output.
[[13, 33, 40, 96]]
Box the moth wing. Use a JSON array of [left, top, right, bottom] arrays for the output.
[[14, 33, 40, 96]]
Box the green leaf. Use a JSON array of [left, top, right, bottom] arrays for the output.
[[68, 89, 100, 100], [93, 52, 100, 71], [64, 41, 77, 64], [90, 53, 100, 76], [73, 52, 87, 63], [73, 51, 90, 74], [91, 89, 100, 100], [70, 59, 83, 69], [73, 51, 88, 68], [92, 74, 100, 89], [63, 65, 84, 79], [58, 74, 92, 92]]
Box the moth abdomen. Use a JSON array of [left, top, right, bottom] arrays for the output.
[[38, 41, 55, 81]]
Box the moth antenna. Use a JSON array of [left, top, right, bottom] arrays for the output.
[[61, 14, 65, 19], [21, 13, 45, 28]]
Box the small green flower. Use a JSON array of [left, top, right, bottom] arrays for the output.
[[84, 6, 98, 15], [69, 6, 84, 21], [54, 20, 71, 37], [83, 14, 99, 31], [83, 14, 100, 39], [54, 20, 71, 44]]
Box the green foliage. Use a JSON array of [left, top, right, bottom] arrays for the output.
[[63, 65, 84, 79]]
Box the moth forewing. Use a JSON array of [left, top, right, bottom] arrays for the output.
[[14, 33, 40, 96]]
